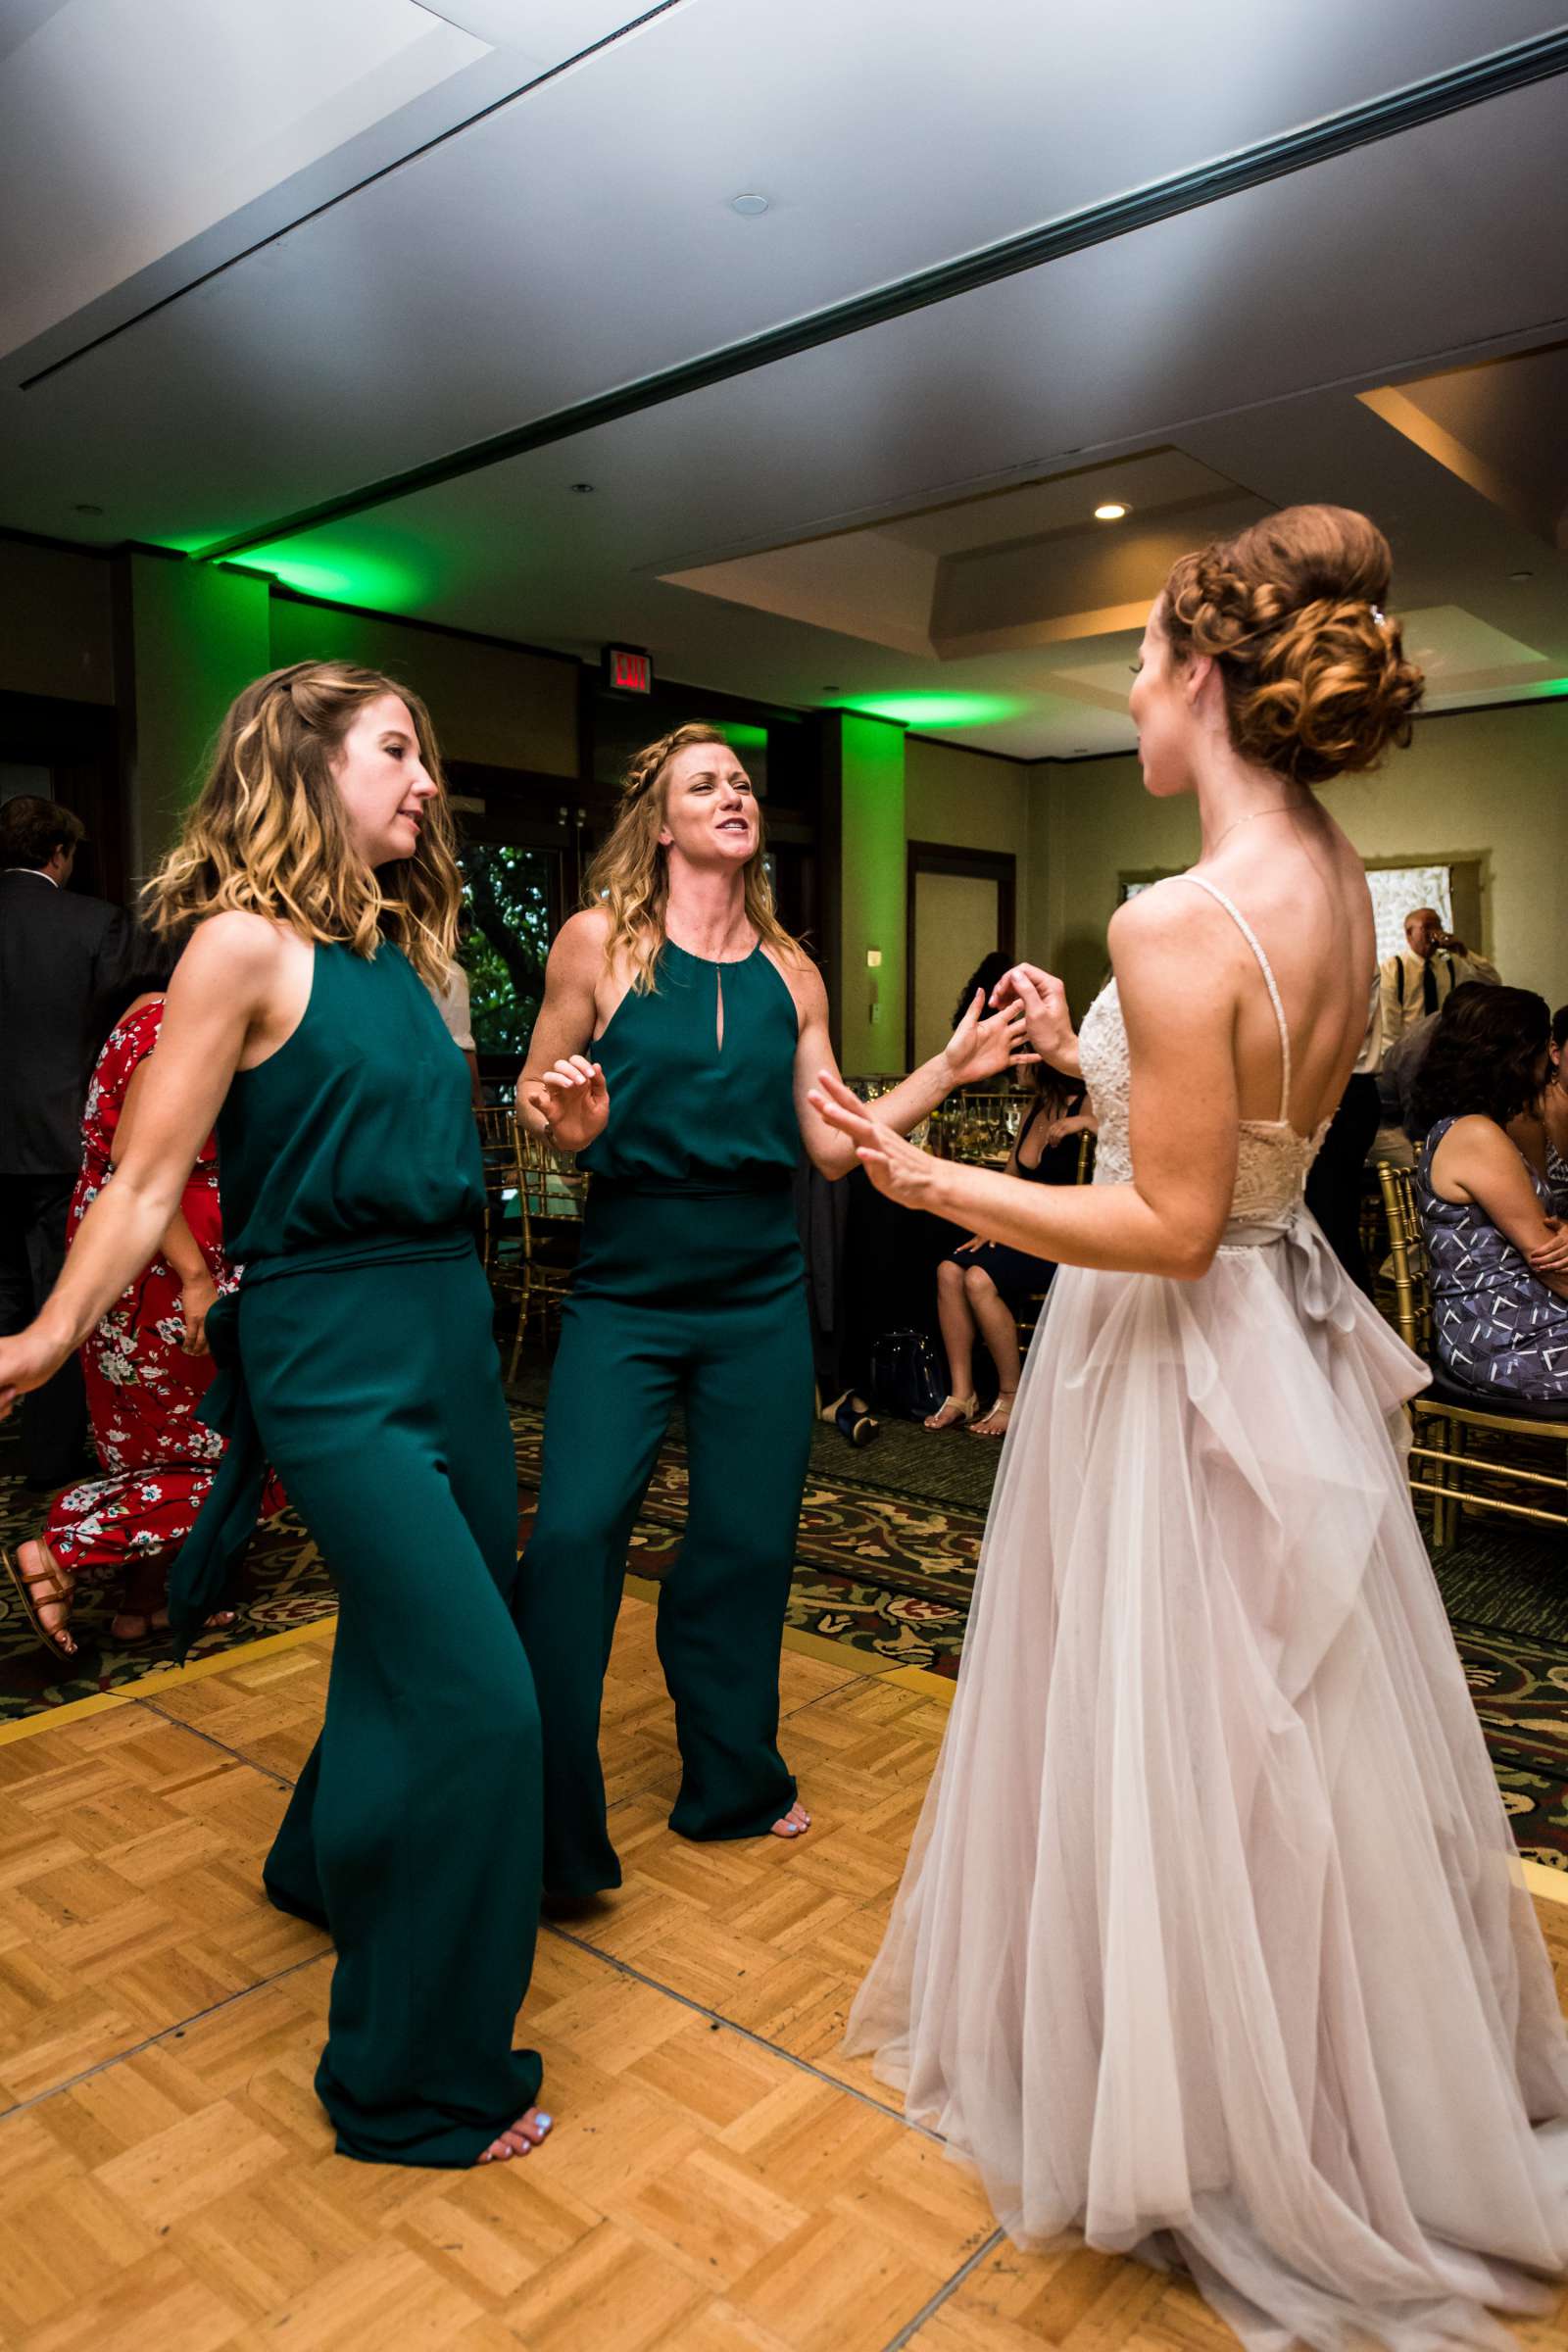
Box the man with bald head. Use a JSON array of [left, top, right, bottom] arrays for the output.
[[1379, 906, 1499, 1048]]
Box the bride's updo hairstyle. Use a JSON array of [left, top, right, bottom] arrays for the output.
[[1162, 504, 1425, 786]]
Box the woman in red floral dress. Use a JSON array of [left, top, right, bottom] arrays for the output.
[[7, 995, 280, 1653]]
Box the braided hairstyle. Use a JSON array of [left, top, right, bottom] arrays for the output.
[[581, 721, 802, 993], [1162, 505, 1425, 787]]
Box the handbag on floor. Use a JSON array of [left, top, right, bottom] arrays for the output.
[[867, 1329, 946, 1421]]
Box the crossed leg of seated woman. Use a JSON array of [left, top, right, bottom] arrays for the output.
[[931, 1259, 1021, 1437]]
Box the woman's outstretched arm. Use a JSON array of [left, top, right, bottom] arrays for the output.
[[791, 962, 1034, 1181], [810, 894, 1241, 1278]]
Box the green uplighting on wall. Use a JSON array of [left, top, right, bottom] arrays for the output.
[[722, 721, 770, 750], [830, 692, 1025, 729], [234, 541, 430, 609], [1515, 676, 1568, 700]]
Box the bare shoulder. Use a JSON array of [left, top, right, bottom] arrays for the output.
[[1108, 875, 1222, 964], [1443, 1112, 1512, 1160], [172, 910, 290, 997], [549, 906, 612, 976], [768, 944, 827, 1022]]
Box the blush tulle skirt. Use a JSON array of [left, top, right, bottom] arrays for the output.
[[845, 1210, 1568, 2352]]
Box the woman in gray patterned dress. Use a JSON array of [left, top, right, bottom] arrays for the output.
[[1413, 984, 1568, 1403]]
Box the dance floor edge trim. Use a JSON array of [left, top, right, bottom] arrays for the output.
[[6, 1599, 1563, 1919]]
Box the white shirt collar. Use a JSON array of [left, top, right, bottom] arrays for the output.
[[3, 866, 58, 887]]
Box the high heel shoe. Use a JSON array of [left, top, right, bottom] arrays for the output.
[[820, 1389, 881, 1447]]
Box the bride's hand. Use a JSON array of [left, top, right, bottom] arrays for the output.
[[940, 991, 1036, 1089], [990, 963, 1075, 1064], [808, 1070, 945, 1211], [519, 1057, 609, 1152]]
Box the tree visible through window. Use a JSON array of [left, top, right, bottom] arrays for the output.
[[460, 844, 555, 1059]]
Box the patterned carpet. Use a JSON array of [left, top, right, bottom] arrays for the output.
[[3, 1392, 1565, 1867]]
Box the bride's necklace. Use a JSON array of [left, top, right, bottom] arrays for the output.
[[1206, 804, 1301, 856]]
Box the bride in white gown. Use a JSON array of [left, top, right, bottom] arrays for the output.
[[810, 505, 1568, 2352]]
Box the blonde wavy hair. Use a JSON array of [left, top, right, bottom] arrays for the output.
[[144, 661, 461, 988], [583, 721, 803, 992]]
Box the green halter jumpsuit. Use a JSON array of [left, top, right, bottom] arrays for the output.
[[167, 940, 544, 2168], [514, 939, 813, 1895]]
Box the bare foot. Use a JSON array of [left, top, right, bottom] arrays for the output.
[[924, 1394, 977, 1431], [476, 2106, 553, 2164], [770, 1799, 811, 1840], [14, 1537, 76, 1658], [971, 1394, 1015, 1438]]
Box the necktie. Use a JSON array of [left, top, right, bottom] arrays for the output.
[[1421, 956, 1440, 1016]]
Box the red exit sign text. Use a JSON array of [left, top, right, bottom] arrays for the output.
[[605, 646, 653, 694]]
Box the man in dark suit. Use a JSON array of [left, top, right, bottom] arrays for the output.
[[0, 796, 149, 1494]]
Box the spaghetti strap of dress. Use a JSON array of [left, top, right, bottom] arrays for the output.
[[1169, 872, 1292, 1124]]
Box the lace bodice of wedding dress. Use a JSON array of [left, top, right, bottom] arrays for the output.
[[1077, 873, 1329, 1227]]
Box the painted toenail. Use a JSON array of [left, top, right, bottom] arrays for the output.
[[536, 2113, 553, 2130]]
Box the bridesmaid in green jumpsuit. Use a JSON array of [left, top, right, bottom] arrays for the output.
[[0, 663, 551, 2172], [515, 722, 1032, 1896]]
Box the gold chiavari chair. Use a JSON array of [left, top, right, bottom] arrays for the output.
[[474, 1105, 522, 1280], [1376, 1162, 1568, 1547], [506, 1120, 586, 1373]]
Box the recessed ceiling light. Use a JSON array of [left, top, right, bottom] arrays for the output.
[[1094, 502, 1128, 521], [74, 502, 104, 515], [568, 481, 595, 494], [1509, 567, 1535, 581], [729, 192, 769, 217]]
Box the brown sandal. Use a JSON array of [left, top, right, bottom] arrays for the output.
[[3, 1539, 77, 1661]]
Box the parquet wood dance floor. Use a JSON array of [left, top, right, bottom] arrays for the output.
[[2, 1598, 1566, 2351]]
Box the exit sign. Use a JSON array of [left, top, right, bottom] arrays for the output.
[[603, 645, 653, 694]]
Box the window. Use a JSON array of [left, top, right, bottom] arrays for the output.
[[1367, 860, 1486, 960], [459, 844, 556, 1060]]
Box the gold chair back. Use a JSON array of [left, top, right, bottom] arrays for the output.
[[1375, 1162, 1431, 1355]]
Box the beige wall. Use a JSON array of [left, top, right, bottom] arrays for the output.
[[1036, 702, 1567, 1015], [0, 540, 115, 706], [904, 735, 1035, 948], [268, 599, 579, 778]]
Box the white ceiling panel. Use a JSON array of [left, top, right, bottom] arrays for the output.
[[216, 71, 1568, 757], [408, 1, 668, 46], [0, 0, 488, 356], [0, 0, 1563, 548]]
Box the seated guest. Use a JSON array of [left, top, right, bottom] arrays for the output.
[[1379, 904, 1498, 1048], [2, 990, 283, 1657], [926, 1064, 1095, 1438], [1509, 1004, 1568, 1211], [1411, 985, 1568, 1407]]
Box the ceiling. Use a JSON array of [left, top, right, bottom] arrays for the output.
[[3, 0, 1567, 759]]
